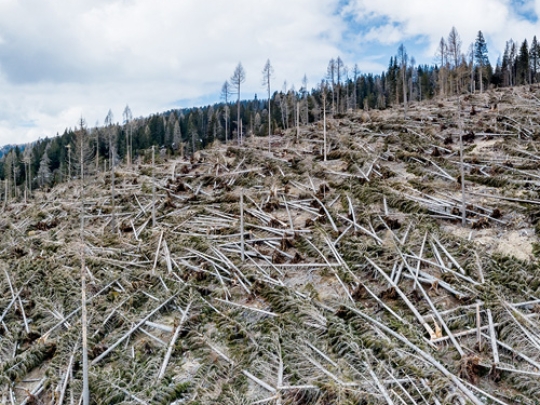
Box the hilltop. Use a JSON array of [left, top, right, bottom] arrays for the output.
[[1, 86, 540, 404]]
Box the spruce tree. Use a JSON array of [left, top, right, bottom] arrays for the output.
[[517, 39, 530, 85], [37, 147, 52, 188], [474, 31, 490, 93]]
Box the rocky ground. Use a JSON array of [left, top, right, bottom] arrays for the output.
[[1, 86, 540, 404]]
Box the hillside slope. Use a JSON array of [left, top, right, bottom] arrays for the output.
[[1, 87, 540, 404]]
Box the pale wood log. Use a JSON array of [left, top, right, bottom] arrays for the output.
[[91, 293, 178, 365], [157, 301, 192, 380]]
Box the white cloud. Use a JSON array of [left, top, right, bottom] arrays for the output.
[[0, 0, 345, 145], [343, 0, 539, 60], [362, 24, 405, 45], [0, 0, 539, 146]]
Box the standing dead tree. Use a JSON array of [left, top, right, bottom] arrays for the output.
[[262, 59, 274, 152], [76, 117, 90, 405], [221, 81, 231, 144], [231, 63, 246, 146], [320, 80, 329, 161], [398, 44, 408, 119], [123, 105, 133, 168], [105, 110, 118, 233]]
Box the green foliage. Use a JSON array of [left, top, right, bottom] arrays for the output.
[[151, 381, 191, 405]]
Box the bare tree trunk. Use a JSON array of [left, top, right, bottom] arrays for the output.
[[471, 65, 475, 93], [68, 145, 71, 181], [12, 157, 16, 202], [110, 141, 116, 233], [237, 91, 242, 146], [226, 108, 229, 144], [3, 179, 7, 211], [279, 95, 286, 130], [323, 93, 327, 162], [410, 77, 413, 103], [79, 125, 90, 405], [263, 60, 273, 151], [240, 190, 244, 262], [476, 303, 482, 351], [402, 67, 408, 119], [457, 96, 466, 226], [479, 65, 483, 94], [152, 145, 156, 228], [128, 123, 132, 168], [96, 130, 99, 175], [24, 162, 28, 204], [81, 220, 89, 405], [296, 100, 300, 143], [28, 162, 31, 199], [268, 100, 271, 153]]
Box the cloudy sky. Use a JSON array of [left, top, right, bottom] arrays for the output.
[[0, 0, 538, 146]]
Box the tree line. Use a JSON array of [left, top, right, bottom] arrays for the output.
[[1, 27, 538, 200]]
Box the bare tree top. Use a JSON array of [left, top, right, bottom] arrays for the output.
[[230, 62, 246, 88]]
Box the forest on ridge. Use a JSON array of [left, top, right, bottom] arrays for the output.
[[1, 27, 538, 201]]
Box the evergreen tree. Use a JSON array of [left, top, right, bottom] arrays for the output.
[[300, 74, 309, 124], [3, 151, 14, 200], [502, 42, 510, 86], [386, 56, 399, 104], [491, 57, 503, 87], [172, 118, 182, 156], [188, 114, 198, 155], [205, 106, 216, 146], [336, 57, 345, 113], [37, 146, 52, 187], [474, 31, 490, 93], [517, 39, 530, 85], [143, 124, 151, 151], [510, 40, 517, 86]]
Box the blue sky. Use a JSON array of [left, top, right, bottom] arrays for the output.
[[0, 0, 538, 146]]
